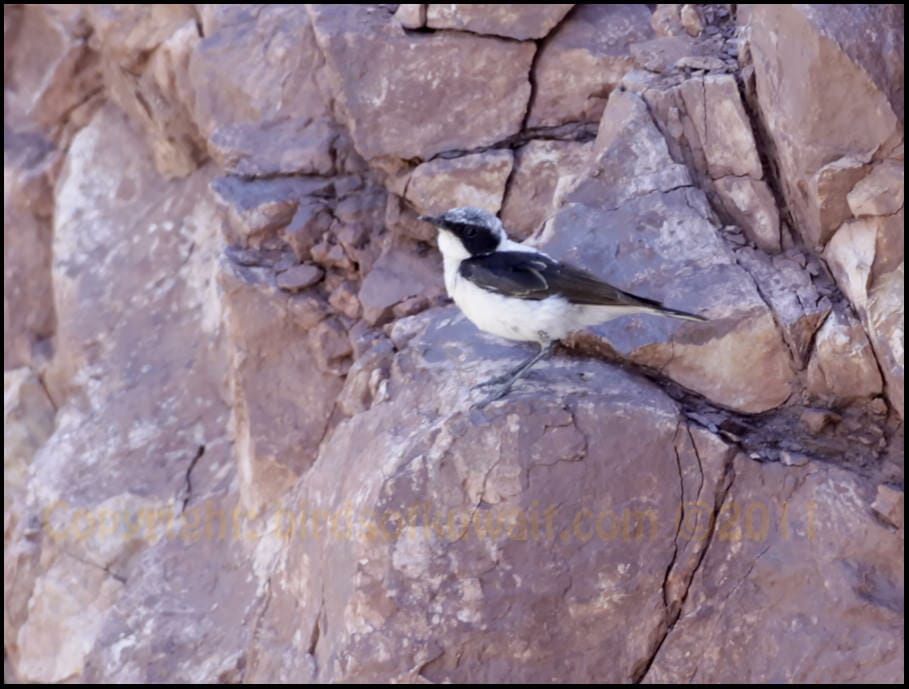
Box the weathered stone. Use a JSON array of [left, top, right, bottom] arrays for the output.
[[3, 5, 102, 137], [806, 308, 884, 403], [645, 458, 904, 682], [743, 4, 903, 248], [307, 4, 535, 163], [542, 90, 793, 413], [5, 106, 260, 683], [871, 484, 904, 529], [4, 131, 56, 370], [528, 4, 653, 128], [826, 217, 904, 416], [90, 5, 206, 178], [251, 308, 736, 682], [426, 4, 574, 40], [210, 175, 333, 246], [679, 4, 704, 37], [713, 176, 780, 252], [651, 4, 684, 37], [4, 4, 904, 684], [282, 201, 333, 261], [275, 263, 324, 292], [4, 368, 55, 510], [329, 279, 361, 319], [500, 140, 594, 239], [358, 239, 443, 325], [190, 6, 357, 177], [406, 150, 513, 218], [631, 36, 697, 73], [393, 4, 425, 30], [848, 159, 904, 217]]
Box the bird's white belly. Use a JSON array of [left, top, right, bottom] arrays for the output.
[[449, 272, 574, 343]]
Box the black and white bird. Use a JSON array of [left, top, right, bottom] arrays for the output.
[[419, 207, 707, 402]]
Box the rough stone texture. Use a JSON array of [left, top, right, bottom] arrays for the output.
[[307, 4, 535, 166], [743, 4, 903, 248], [500, 139, 594, 239], [426, 4, 574, 40], [405, 150, 513, 218], [541, 89, 793, 413], [528, 4, 654, 128], [825, 217, 905, 417], [4, 4, 904, 684], [806, 308, 884, 403]]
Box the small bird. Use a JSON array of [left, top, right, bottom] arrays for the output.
[[419, 207, 707, 402]]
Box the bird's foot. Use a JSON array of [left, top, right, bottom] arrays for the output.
[[471, 382, 515, 408], [473, 372, 517, 388]]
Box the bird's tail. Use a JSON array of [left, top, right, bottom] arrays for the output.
[[647, 305, 708, 322]]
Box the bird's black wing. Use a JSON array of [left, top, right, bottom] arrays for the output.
[[458, 251, 664, 308]]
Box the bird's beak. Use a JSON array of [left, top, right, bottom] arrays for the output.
[[418, 214, 443, 226]]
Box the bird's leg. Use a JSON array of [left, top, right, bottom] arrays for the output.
[[474, 340, 557, 404]]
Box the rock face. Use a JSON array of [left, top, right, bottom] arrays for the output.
[[4, 4, 904, 684]]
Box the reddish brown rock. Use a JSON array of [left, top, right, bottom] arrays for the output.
[[426, 4, 574, 40], [358, 238, 443, 325], [393, 4, 425, 30], [307, 4, 535, 164], [405, 150, 513, 218], [825, 217, 905, 417], [848, 160, 904, 218], [806, 308, 883, 403], [189, 6, 357, 177], [645, 458, 904, 682], [89, 5, 206, 178], [743, 4, 903, 248], [527, 4, 653, 127], [542, 90, 793, 413], [275, 263, 324, 292], [500, 140, 594, 239]]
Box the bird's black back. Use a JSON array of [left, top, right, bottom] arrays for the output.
[[458, 251, 667, 309]]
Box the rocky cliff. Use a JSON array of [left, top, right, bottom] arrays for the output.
[[4, 4, 904, 683]]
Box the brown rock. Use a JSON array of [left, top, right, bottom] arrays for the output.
[[6, 106, 261, 683], [650, 4, 683, 37], [253, 308, 737, 682], [3, 5, 102, 137], [679, 4, 704, 37], [527, 4, 653, 127], [190, 6, 358, 177], [393, 4, 425, 30], [825, 217, 904, 417], [329, 279, 361, 319], [282, 201, 333, 261], [743, 4, 903, 248], [4, 131, 56, 370], [713, 176, 780, 252], [645, 458, 904, 682], [814, 157, 872, 245], [406, 150, 514, 218], [848, 160, 904, 217], [806, 308, 884, 403], [500, 140, 594, 239], [276, 264, 324, 292], [630, 36, 697, 73], [308, 316, 354, 376], [307, 4, 535, 163], [4, 368, 56, 510], [871, 485, 904, 529], [542, 90, 793, 413], [210, 175, 332, 246], [90, 5, 206, 178], [426, 4, 574, 40], [358, 239, 443, 325]]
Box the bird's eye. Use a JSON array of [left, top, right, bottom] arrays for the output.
[[465, 227, 478, 238]]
